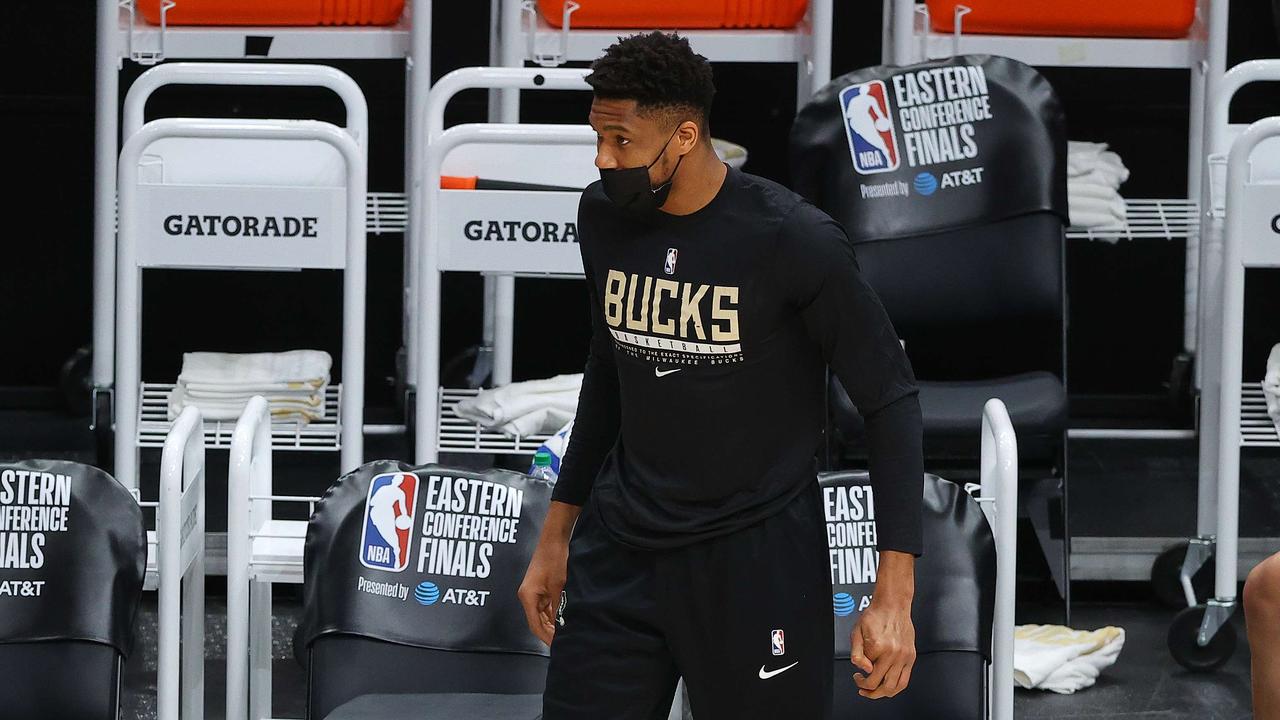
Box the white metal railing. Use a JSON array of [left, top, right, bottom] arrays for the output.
[[406, 66, 592, 390], [226, 396, 318, 720], [1183, 61, 1280, 604], [415, 123, 595, 463], [978, 398, 1018, 720], [97, 63, 370, 393], [1065, 199, 1199, 242], [157, 405, 206, 720], [114, 117, 367, 489]]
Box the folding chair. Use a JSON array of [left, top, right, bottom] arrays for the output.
[[790, 54, 1069, 615], [0, 459, 148, 720], [294, 461, 555, 719]]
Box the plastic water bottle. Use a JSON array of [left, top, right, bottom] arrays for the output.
[[531, 449, 558, 483]]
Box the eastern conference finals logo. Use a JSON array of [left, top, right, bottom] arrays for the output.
[[0, 468, 74, 599], [824, 483, 879, 617], [356, 471, 524, 608], [839, 65, 994, 199]]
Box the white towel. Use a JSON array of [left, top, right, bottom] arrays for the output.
[[1068, 179, 1124, 201], [455, 374, 582, 438], [1014, 625, 1125, 694], [182, 380, 325, 394], [1070, 165, 1129, 189], [1067, 141, 1130, 186], [167, 350, 332, 424], [1068, 193, 1128, 230], [1067, 141, 1131, 237], [1264, 343, 1280, 435], [177, 350, 331, 387], [181, 384, 325, 399], [166, 385, 325, 422]]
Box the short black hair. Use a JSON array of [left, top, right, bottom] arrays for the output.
[[586, 31, 715, 131]]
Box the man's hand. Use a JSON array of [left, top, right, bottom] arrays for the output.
[[517, 501, 581, 646], [850, 550, 916, 699]]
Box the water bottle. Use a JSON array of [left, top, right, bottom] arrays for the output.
[[531, 449, 558, 483]]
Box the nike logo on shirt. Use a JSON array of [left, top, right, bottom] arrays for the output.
[[654, 367, 682, 378], [758, 662, 799, 679]]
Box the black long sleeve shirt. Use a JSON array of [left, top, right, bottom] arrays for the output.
[[552, 164, 924, 555]]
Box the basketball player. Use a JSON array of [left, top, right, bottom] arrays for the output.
[[518, 31, 924, 720]]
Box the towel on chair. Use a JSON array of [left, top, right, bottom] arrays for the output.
[[1014, 625, 1125, 694], [455, 374, 582, 438], [166, 350, 332, 423], [1264, 343, 1280, 435]]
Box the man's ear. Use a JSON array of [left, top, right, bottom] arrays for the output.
[[676, 119, 700, 153]]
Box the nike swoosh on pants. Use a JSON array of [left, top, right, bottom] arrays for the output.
[[758, 661, 799, 679]]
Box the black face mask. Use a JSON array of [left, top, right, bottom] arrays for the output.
[[599, 126, 685, 213]]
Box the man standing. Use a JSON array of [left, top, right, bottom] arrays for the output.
[[518, 31, 924, 720]]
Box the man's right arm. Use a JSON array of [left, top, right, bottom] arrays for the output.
[[548, 216, 622, 507], [519, 201, 621, 645]]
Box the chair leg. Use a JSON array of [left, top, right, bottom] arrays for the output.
[[1025, 476, 1069, 610], [1059, 432, 1071, 626], [249, 580, 273, 720]]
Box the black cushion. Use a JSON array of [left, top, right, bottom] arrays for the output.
[[848, 214, 1066, 382], [325, 693, 543, 720], [832, 651, 986, 720], [0, 641, 121, 720], [308, 635, 548, 720], [832, 370, 1067, 442]]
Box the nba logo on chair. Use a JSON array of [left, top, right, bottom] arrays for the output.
[[359, 472, 420, 572], [838, 80, 900, 175]]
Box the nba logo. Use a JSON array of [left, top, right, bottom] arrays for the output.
[[664, 247, 679, 275], [358, 472, 420, 572], [771, 629, 786, 656], [838, 80, 900, 175]]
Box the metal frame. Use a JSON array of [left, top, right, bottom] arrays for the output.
[[115, 117, 367, 488], [405, 67, 592, 395], [414, 122, 596, 463], [94, 0, 433, 446], [883, 0, 1225, 443], [1180, 60, 1280, 602], [1193, 116, 1280, 645], [479, 0, 834, 390], [157, 406, 207, 720], [978, 398, 1018, 720], [226, 396, 317, 720], [106, 63, 371, 490], [105, 61, 369, 419], [882, 0, 1213, 71]]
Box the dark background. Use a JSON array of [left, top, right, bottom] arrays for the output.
[[3, 1, 1280, 423]]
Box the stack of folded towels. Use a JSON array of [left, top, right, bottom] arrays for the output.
[[1068, 141, 1131, 231], [166, 350, 332, 424], [454, 374, 582, 439]]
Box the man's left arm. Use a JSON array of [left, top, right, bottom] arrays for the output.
[[784, 205, 924, 699]]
